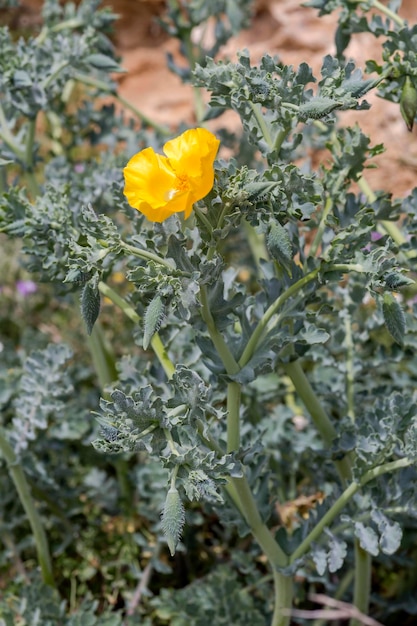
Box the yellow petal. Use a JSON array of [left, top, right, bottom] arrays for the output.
[[123, 147, 178, 210], [123, 128, 219, 223], [164, 128, 220, 202]]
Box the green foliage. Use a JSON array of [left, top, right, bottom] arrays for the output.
[[1, 0, 417, 624]]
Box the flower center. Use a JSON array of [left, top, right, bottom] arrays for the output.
[[165, 173, 190, 201]]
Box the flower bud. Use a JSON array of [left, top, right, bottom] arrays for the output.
[[400, 76, 417, 132], [161, 487, 185, 556]]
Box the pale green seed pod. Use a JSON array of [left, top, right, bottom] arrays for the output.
[[161, 487, 185, 557], [400, 76, 417, 132], [143, 294, 165, 349]]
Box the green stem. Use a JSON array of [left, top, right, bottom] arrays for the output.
[[357, 175, 413, 252], [98, 281, 175, 379], [272, 572, 293, 626], [182, 31, 206, 123], [231, 475, 291, 626], [231, 475, 289, 569], [194, 205, 214, 235], [350, 541, 372, 626], [199, 285, 240, 375], [24, 118, 40, 198], [249, 101, 274, 150], [242, 219, 269, 273], [344, 308, 355, 423], [0, 426, 55, 586], [309, 195, 333, 258], [369, 0, 404, 27], [239, 263, 366, 368], [309, 172, 345, 259], [0, 102, 26, 161], [73, 72, 170, 135], [86, 322, 118, 394], [290, 457, 413, 563], [227, 381, 241, 453], [313, 569, 355, 626], [283, 359, 352, 483], [118, 240, 179, 272], [273, 128, 289, 153]]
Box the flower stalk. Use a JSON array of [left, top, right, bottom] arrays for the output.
[[0, 426, 55, 587]]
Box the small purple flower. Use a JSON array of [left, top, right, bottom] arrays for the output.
[[16, 280, 37, 296], [371, 231, 383, 242]]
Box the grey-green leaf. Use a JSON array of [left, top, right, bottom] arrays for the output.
[[354, 522, 379, 556], [81, 284, 100, 335], [143, 295, 165, 349], [382, 293, 406, 346], [267, 220, 293, 276], [85, 53, 125, 73]]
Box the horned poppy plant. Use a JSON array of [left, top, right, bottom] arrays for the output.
[[123, 127, 220, 222]]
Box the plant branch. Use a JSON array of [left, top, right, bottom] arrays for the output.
[[290, 457, 413, 563], [118, 240, 179, 272], [283, 359, 352, 484], [0, 426, 55, 587], [73, 72, 170, 135], [199, 284, 240, 375], [239, 263, 366, 368], [350, 541, 372, 626], [369, 0, 404, 28], [98, 281, 175, 379]]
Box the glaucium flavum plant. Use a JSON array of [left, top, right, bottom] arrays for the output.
[[2, 0, 417, 625]]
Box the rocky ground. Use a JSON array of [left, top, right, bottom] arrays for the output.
[[4, 0, 417, 195]]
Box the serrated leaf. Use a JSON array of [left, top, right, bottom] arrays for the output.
[[354, 522, 379, 556], [382, 293, 405, 345], [299, 97, 343, 120], [81, 284, 100, 335], [312, 547, 327, 576], [299, 323, 330, 344], [371, 509, 402, 555], [384, 271, 414, 290], [0, 158, 14, 167], [328, 536, 347, 573], [143, 295, 165, 349], [267, 220, 293, 276], [85, 53, 125, 73]]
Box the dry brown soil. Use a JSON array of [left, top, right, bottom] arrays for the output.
[[4, 0, 417, 196]]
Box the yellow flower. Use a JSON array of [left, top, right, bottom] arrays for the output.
[[123, 127, 220, 223]]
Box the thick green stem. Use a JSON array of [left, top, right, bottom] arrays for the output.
[[227, 381, 241, 453], [344, 309, 355, 423], [231, 477, 288, 569], [199, 285, 240, 375], [231, 475, 291, 626], [0, 426, 55, 586], [283, 359, 352, 483], [86, 322, 118, 394], [350, 541, 372, 626], [272, 571, 293, 626]]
